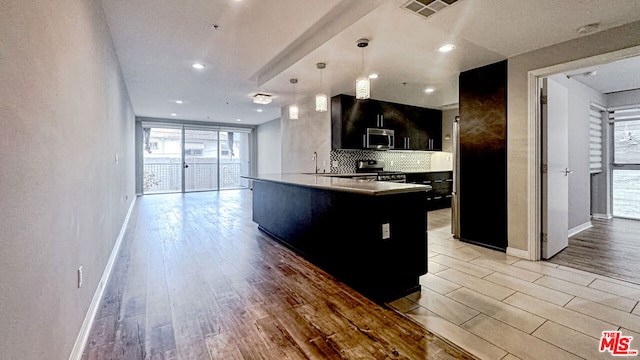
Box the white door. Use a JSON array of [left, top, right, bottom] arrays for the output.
[[542, 77, 570, 259]]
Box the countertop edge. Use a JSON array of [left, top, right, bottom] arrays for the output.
[[243, 174, 432, 196]]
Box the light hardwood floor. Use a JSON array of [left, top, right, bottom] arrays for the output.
[[547, 217, 640, 285], [390, 208, 640, 360], [81, 190, 472, 360]]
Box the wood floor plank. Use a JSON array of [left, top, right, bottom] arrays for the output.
[[82, 190, 472, 360], [548, 217, 640, 285]]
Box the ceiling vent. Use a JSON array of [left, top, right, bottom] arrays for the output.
[[401, 0, 460, 19]]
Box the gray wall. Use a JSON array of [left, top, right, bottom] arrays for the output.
[[548, 74, 605, 231], [0, 1, 135, 359], [257, 118, 282, 174], [606, 88, 640, 107], [506, 20, 640, 252], [281, 95, 331, 173]]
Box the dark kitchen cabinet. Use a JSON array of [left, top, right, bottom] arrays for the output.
[[389, 102, 442, 150], [458, 60, 507, 251], [331, 94, 442, 150], [405, 171, 453, 210]]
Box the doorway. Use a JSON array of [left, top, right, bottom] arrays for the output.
[[533, 54, 640, 283], [142, 123, 251, 194]]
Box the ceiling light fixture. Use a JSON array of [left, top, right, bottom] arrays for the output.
[[257, 109, 263, 112], [315, 63, 328, 113], [438, 44, 456, 53], [425, 87, 435, 93], [170, 113, 177, 117], [355, 38, 371, 100], [192, 63, 205, 70], [369, 73, 379, 79], [253, 93, 272, 104], [175, 100, 184, 104], [289, 78, 299, 120]]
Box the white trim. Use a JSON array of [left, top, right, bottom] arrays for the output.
[[507, 247, 531, 260], [568, 221, 592, 237], [527, 72, 541, 261], [68, 197, 137, 360], [592, 213, 613, 220]]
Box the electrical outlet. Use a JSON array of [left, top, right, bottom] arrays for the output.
[[78, 266, 83, 288], [382, 223, 390, 240]]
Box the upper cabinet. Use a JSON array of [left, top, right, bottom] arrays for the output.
[[331, 94, 442, 151]]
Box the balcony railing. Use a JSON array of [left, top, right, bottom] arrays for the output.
[[143, 161, 245, 193]]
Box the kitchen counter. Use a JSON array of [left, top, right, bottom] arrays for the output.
[[245, 173, 431, 195], [247, 173, 429, 303]]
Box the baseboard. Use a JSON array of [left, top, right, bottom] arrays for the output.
[[68, 197, 136, 360], [568, 221, 592, 237], [506, 247, 531, 260], [592, 213, 612, 220]]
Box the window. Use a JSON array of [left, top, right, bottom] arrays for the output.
[[609, 105, 640, 219]]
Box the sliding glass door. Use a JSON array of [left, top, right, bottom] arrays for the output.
[[184, 128, 219, 192], [142, 123, 251, 194]]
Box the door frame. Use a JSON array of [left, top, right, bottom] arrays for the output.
[[526, 46, 640, 261]]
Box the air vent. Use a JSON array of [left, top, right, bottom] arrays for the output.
[[401, 0, 460, 19]]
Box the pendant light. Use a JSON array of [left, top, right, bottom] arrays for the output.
[[289, 78, 299, 120], [355, 38, 370, 100], [315, 63, 328, 112]]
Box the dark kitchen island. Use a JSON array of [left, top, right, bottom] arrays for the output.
[[245, 174, 431, 304]]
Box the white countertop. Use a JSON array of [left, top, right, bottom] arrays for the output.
[[245, 174, 432, 195]]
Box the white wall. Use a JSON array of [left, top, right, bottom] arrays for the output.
[[0, 1, 135, 359], [281, 95, 331, 173], [506, 20, 640, 252], [257, 118, 282, 174], [548, 75, 605, 230]]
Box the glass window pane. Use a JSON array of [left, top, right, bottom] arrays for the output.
[[614, 120, 640, 164], [612, 169, 640, 219], [142, 127, 182, 193]]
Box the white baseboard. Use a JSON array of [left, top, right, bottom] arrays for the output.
[[592, 213, 613, 220], [506, 247, 531, 260], [68, 197, 136, 360], [568, 221, 592, 237]]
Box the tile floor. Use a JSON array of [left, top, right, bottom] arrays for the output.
[[389, 211, 640, 360]]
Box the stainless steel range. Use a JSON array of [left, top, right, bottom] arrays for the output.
[[355, 160, 406, 183]]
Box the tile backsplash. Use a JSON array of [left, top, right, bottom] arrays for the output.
[[330, 149, 452, 173]]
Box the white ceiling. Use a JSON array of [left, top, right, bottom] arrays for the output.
[[565, 55, 640, 94], [101, 0, 640, 125]]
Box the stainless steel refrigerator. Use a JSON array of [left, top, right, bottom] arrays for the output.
[[451, 115, 460, 238]]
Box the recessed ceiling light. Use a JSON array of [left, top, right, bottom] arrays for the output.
[[425, 87, 435, 93], [192, 63, 205, 70], [236, 118, 241, 122], [368, 73, 379, 79], [438, 44, 456, 53], [257, 109, 263, 112], [175, 100, 184, 104], [170, 113, 177, 116]]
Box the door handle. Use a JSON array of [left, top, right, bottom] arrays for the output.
[[564, 168, 572, 176], [183, 162, 189, 169]]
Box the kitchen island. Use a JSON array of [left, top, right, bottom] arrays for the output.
[[245, 174, 431, 303]]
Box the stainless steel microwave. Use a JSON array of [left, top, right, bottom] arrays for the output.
[[366, 128, 394, 150]]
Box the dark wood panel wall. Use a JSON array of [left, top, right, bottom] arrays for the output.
[[458, 60, 508, 251]]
